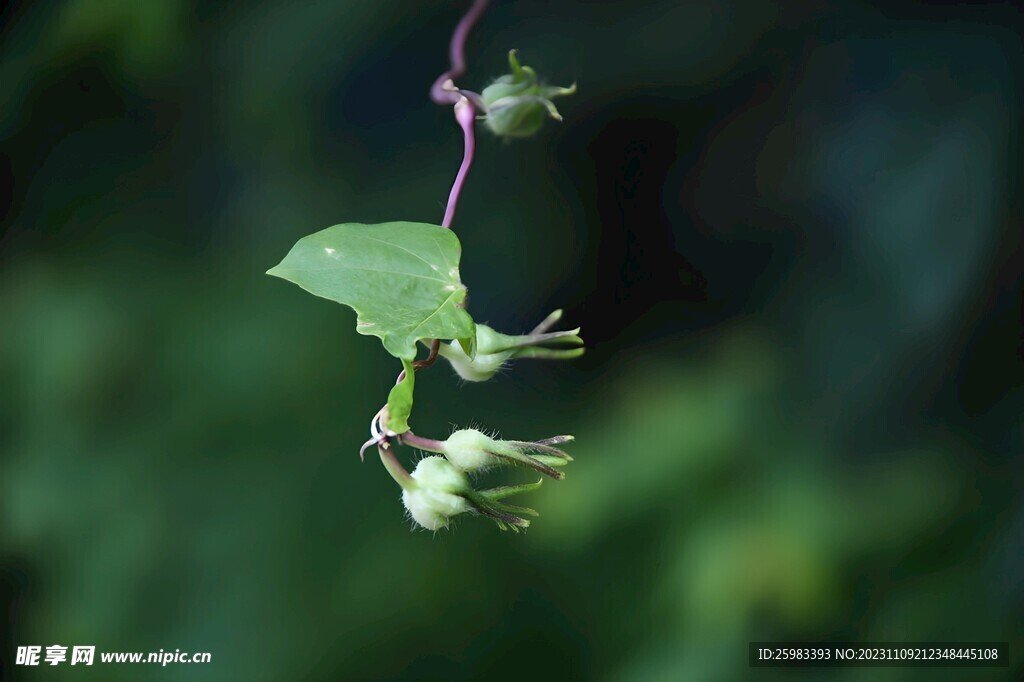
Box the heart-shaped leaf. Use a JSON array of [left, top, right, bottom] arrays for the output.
[[267, 222, 476, 361]]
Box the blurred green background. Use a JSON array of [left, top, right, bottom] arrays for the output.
[[2, 0, 1022, 680]]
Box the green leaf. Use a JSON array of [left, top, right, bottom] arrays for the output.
[[386, 359, 415, 434], [267, 222, 476, 361]]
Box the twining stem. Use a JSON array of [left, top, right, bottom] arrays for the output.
[[430, 0, 490, 106], [442, 98, 477, 229], [412, 338, 442, 370], [435, 0, 488, 229]]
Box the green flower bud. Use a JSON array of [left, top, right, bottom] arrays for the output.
[[480, 50, 576, 138], [443, 429, 497, 470], [442, 428, 573, 479], [401, 456, 471, 531], [437, 309, 585, 382], [438, 340, 507, 382], [400, 455, 548, 532]]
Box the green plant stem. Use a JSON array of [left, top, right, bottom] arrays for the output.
[[378, 444, 415, 491]]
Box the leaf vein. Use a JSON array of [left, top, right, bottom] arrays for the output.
[[409, 288, 464, 336], [273, 266, 448, 283], [353, 233, 448, 274]]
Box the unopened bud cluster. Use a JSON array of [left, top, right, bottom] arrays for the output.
[[388, 308, 582, 531], [398, 428, 574, 532]]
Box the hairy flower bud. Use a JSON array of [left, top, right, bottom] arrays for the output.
[[401, 456, 471, 530], [440, 428, 574, 479], [438, 340, 508, 382], [438, 309, 584, 382], [400, 454, 550, 532], [480, 50, 576, 138], [443, 428, 498, 470]]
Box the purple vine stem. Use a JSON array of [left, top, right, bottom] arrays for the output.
[[430, 0, 490, 106], [400, 431, 448, 453], [435, 0, 488, 228], [442, 98, 477, 229]]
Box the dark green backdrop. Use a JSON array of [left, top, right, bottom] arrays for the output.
[[2, 0, 1022, 680]]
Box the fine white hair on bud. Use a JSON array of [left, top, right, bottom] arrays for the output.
[[438, 342, 508, 382], [394, 439, 566, 533], [436, 314, 585, 383], [439, 428, 573, 479], [401, 456, 470, 530], [444, 429, 498, 471]]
